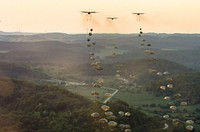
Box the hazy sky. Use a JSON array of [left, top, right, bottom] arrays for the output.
[[0, 0, 200, 33]]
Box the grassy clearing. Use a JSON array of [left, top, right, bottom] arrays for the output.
[[63, 85, 200, 115], [115, 90, 200, 114], [63, 85, 114, 102], [115, 90, 165, 106]]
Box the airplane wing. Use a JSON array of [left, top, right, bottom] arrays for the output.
[[107, 17, 117, 19], [90, 11, 98, 13], [132, 12, 145, 15], [81, 11, 88, 13]]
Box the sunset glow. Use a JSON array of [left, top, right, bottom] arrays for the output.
[[0, 0, 200, 33]]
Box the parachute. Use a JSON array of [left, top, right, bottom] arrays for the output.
[[89, 52, 95, 55], [101, 105, 110, 111], [167, 84, 173, 89], [89, 32, 92, 36], [170, 106, 177, 111], [186, 125, 194, 131], [90, 56, 95, 60], [104, 93, 112, 98], [107, 115, 117, 120], [91, 91, 99, 96], [118, 111, 125, 117], [147, 44, 151, 46], [95, 64, 103, 70], [115, 74, 121, 78], [125, 129, 132, 132], [163, 71, 169, 75], [145, 50, 155, 55], [108, 121, 118, 127], [186, 120, 194, 124], [164, 96, 171, 100], [99, 118, 108, 124], [163, 115, 169, 119], [157, 72, 163, 76], [124, 112, 131, 117], [160, 86, 166, 90], [91, 112, 100, 118], [174, 93, 181, 98], [180, 101, 187, 106], [163, 123, 169, 130], [105, 111, 114, 116]]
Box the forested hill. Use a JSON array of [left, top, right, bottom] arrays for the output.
[[145, 72, 200, 104], [0, 77, 180, 132], [0, 62, 49, 80]]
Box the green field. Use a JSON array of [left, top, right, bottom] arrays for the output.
[[63, 85, 200, 116], [115, 90, 165, 106], [63, 85, 114, 102]]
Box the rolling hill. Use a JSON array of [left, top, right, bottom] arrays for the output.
[[1, 33, 200, 70]]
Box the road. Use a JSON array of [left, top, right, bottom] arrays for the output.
[[101, 87, 119, 104], [41, 79, 119, 104]]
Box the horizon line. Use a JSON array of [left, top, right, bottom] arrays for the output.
[[1, 31, 200, 35]]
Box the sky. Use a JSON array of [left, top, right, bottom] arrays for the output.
[[0, 0, 200, 33]]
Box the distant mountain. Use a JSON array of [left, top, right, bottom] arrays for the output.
[[0, 41, 89, 65], [0, 38, 188, 82], [0, 32, 85, 42], [1, 33, 200, 71], [0, 31, 36, 36]]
